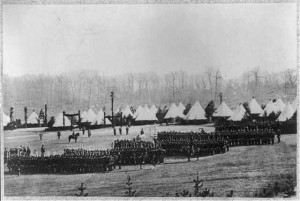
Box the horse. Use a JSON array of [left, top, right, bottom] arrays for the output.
[[68, 133, 80, 143]]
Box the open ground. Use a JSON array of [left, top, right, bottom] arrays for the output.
[[4, 125, 297, 197]]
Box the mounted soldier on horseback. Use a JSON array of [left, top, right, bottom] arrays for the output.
[[69, 131, 80, 143]]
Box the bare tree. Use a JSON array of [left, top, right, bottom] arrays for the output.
[[56, 74, 64, 110], [67, 73, 77, 111], [283, 69, 297, 98], [85, 74, 96, 108], [78, 72, 86, 107], [205, 66, 214, 101], [214, 69, 222, 101], [127, 73, 134, 103], [179, 70, 186, 101], [95, 75, 103, 107], [164, 72, 178, 103]]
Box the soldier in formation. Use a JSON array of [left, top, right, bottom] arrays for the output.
[[157, 125, 276, 160], [6, 143, 166, 175], [157, 131, 227, 158]]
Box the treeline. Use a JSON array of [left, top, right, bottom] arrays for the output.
[[3, 67, 297, 120]]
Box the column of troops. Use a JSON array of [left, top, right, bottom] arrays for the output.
[[113, 139, 166, 166], [157, 131, 228, 158], [157, 126, 278, 158], [6, 153, 115, 174], [5, 141, 166, 175], [215, 120, 281, 133]]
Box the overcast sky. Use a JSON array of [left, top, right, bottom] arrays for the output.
[[3, 4, 297, 79]]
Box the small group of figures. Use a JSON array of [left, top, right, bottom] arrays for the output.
[[4, 145, 46, 164], [113, 126, 130, 136], [67, 128, 92, 143], [38, 128, 92, 144]]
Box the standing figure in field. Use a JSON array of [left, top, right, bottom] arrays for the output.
[[41, 145, 45, 158], [126, 126, 129, 135], [39, 133, 43, 141], [88, 129, 91, 138], [57, 131, 61, 140], [277, 133, 281, 143], [26, 147, 31, 157]]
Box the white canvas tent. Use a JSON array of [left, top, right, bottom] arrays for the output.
[[81, 111, 87, 121], [249, 97, 263, 114], [213, 101, 233, 117], [3, 112, 10, 126], [177, 102, 186, 114], [277, 102, 294, 122], [115, 106, 122, 114], [122, 105, 133, 118], [150, 105, 158, 115], [185, 101, 206, 120], [260, 100, 278, 117], [27, 111, 39, 124], [133, 105, 143, 119], [135, 105, 158, 121], [53, 112, 71, 127], [83, 108, 97, 124], [95, 109, 112, 125], [164, 103, 185, 119], [228, 104, 247, 121], [274, 98, 286, 113]]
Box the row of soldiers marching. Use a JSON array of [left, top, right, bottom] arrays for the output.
[[110, 137, 166, 168], [215, 129, 278, 146], [6, 154, 115, 174], [5, 143, 166, 175], [114, 138, 154, 150], [215, 120, 281, 133], [157, 126, 280, 159], [157, 131, 229, 159]]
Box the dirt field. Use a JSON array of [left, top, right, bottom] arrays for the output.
[[3, 124, 297, 197]]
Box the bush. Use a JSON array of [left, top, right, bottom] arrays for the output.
[[183, 103, 192, 115], [205, 101, 215, 119], [47, 116, 55, 127]]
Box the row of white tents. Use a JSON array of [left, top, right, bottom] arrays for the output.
[[51, 109, 113, 127], [218, 97, 298, 122], [2, 97, 298, 127], [160, 97, 297, 122], [3, 110, 40, 127]]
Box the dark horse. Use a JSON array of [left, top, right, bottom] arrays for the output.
[[68, 133, 80, 143]]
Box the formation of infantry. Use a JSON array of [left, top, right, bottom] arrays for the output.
[[215, 120, 281, 133], [112, 139, 165, 167], [5, 119, 283, 175], [157, 131, 228, 159], [157, 121, 281, 159], [215, 120, 281, 145], [114, 138, 154, 150], [5, 138, 166, 175], [6, 153, 115, 174]]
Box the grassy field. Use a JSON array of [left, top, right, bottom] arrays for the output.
[[3, 124, 297, 197]]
